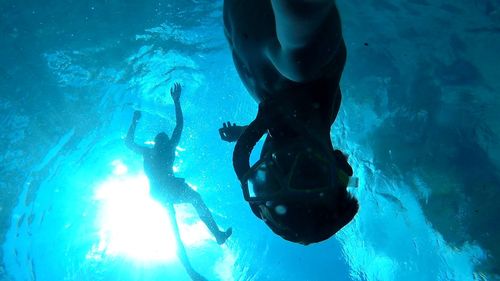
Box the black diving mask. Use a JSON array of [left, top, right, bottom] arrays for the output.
[[240, 143, 350, 203]]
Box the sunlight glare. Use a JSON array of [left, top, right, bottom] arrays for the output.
[[93, 174, 177, 262], [89, 167, 213, 263], [111, 159, 128, 175]]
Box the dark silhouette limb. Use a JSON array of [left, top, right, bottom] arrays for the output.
[[125, 110, 147, 155], [170, 82, 184, 147], [166, 204, 208, 281], [177, 184, 233, 245]]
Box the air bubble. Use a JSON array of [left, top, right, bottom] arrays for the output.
[[275, 205, 287, 215]]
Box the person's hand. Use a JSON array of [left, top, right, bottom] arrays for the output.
[[133, 110, 141, 121], [219, 122, 244, 142], [170, 82, 182, 102]]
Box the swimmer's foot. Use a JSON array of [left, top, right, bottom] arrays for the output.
[[216, 227, 232, 245]]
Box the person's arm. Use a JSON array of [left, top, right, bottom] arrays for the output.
[[125, 111, 147, 154], [170, 83, 183, 147], [266, 0, 343, 82], [233, 106, 267, 181]]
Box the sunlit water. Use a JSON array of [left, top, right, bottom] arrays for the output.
[[1, 1, 499, 280]]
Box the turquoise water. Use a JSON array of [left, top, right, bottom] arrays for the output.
[[1, 1, 499, 280]]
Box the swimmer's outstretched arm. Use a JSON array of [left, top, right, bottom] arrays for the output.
[[233, 108, 266, 181], [267, 0, 343, 82], [170, 83, 183, 147], [125, 111, 147, 154]]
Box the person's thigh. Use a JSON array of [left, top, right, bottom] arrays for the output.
[[149, 178, 191, 203]]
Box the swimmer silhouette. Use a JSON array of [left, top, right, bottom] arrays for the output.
[[126, 83, 231, 281], [219, 1, 358, 245]]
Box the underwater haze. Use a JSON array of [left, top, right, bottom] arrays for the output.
[[1, 0, 499, 280]]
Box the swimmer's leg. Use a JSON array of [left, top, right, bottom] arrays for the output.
[[166, 204, 208, 281], [181, 185, 232, 245]]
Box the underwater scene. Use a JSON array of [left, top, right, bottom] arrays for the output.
[[1, 0, 499, 280]]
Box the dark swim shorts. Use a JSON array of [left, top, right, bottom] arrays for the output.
[[150, 177, 199, 204]]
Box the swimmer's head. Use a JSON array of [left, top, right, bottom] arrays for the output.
[[256, 188, 358, 245], [154, 132, 170, 150], [242, 138, 358, 244]]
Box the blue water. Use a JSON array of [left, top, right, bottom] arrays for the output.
[[1, 1, 499, 280]]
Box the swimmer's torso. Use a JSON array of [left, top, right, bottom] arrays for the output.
[[223, 0, 347, 129], [143, 147, 176, 184], [223, 0, 284, 100]]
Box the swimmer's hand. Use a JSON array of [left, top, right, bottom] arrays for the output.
[[133, 110, 141, 122], [219, 122, 246, 142], [170, 82, 182, 102]]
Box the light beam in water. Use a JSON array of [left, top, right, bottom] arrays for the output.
[[88, 161, 211, 263]]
